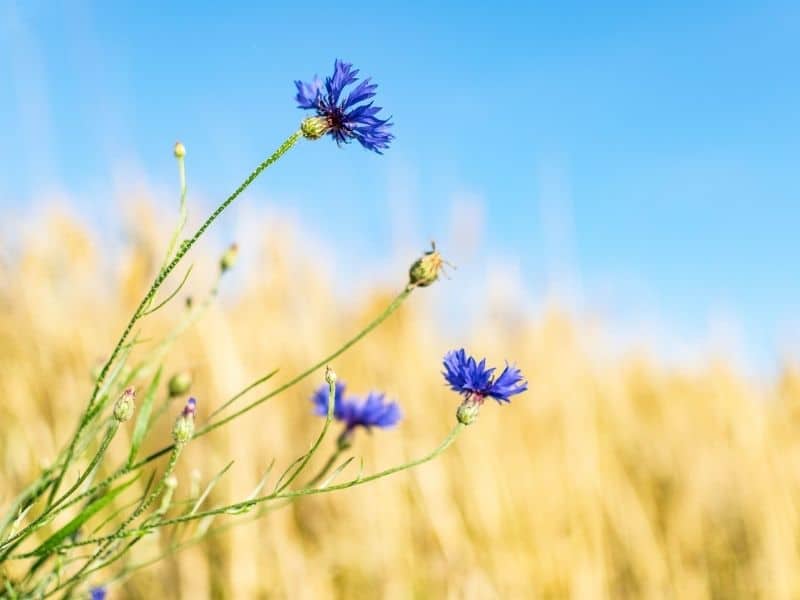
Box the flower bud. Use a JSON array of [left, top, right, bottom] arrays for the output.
[[168, 371, 192, 397], [336, 429, 354, 451], [220, 243, 239, 273], [456, 395, 482, 426], [325, 366, 337, 386], [408, 242, 450, 288], [172, 397, 197, 444], [173, 141, 186, 158], [301, 116, 331, 140], [113, 387, 136, 422]]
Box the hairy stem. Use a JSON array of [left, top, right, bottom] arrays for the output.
[[46, 130, 302, 507]]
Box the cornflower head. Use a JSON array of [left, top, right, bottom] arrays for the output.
[[311, 382, 401, 447], [295, 59, 394, 153], [443, 349, 527, 425]]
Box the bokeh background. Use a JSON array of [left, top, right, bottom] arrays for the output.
[[2, 1, 800, 598]]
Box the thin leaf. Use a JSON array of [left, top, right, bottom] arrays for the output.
[[141, 265, 194, 317], [319, 457, 356, 490], [31, 475, 140, 556], [272, 454, 308, 493], [188, 461, 234, 517], [6, 503, 33, 540], [128, 367, 163, 465], [248, 459, 276, 500], [206, 368, 280, 421], [222, 460, 275, 516]]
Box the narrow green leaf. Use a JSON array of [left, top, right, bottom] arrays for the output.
[[128, 367, 162, 466], [141, 265, 194, 317], [319, 457, 356, 490], [188, 461, 234, 517], [32, 474, 140, 556]]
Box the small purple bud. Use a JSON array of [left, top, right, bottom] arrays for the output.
[[182, 397, 197, 417], [173, 397, 197, 444]]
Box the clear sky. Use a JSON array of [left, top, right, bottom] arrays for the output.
[[1, 1, 798, 370]]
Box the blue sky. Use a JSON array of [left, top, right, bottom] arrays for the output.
[[1, 1, 799, 370]]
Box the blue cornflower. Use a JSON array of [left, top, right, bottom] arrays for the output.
[[295, 59, 394, 153], [311, 382, 401, 432], [90, 587, 106, 600], [443, 349, 527, 404]]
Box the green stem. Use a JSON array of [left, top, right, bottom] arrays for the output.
[[305, 447, 345, 488], [0, 423, 119, 560], [41, 424, 464, 546], [279, 424, 464, 499], [160, 150, 189, 273], [130, 285, 415, 470], [46, 130, 302, 507], [273, 376, 336, 494], [53, 446, 183, 598]]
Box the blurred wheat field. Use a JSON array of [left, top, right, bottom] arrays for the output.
[[2, 207, 800, 599]]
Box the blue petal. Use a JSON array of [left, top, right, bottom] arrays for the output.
[[295, 76, 322, 109], [294, 59, 394, 153], [487, 363, 528, 402]]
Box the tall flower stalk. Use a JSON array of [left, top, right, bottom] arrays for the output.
[[0, 59, 526, 600]]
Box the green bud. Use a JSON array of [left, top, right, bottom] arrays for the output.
[[113, 387, 136, 422], [172, 414, 195, 445], [409, 242, 450, 288], [220, 243, 239, 272], [336, 429, 353, 451], [325, 366, 337, 386], [168, 371, 192, 397], [301, 116, 330, 140], [456, 396, 482, 426], [173, 141, 186, 158]]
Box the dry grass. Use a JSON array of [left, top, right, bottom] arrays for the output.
[[2, 207, 800, 599]]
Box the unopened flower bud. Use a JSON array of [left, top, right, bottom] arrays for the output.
[[220, 243, 239, 272], [301, 116, 331, 140], [168, 371, 192, 397], [456, 395, 482, 426], [172, 397, 197, 444], [113, 387, 136, 422], [325, 366, 337, 386], [173, 141, 186, 158], [409, 242, 450, 288], [336, 429, 354, 451]]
